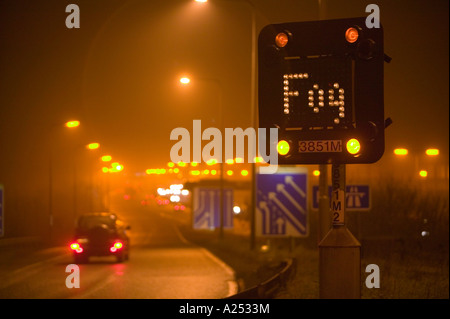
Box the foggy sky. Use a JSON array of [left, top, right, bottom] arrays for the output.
[[1, 0, 448, 176]]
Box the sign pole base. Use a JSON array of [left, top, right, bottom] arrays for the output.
[[319, 225, 361, 299], [319, 164, 361, 299]]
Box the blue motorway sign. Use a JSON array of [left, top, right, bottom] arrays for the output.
[[193, 187, 233, 230], [256, 168, 308, 237], [0, 184, 4, 237], [312, 185, 370, 211]]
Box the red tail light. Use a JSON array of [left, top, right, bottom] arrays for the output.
[[70, 242, 83, 253], [110, 241, 123, 253]]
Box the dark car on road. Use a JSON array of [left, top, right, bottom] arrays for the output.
[[70, 212, 130, 263]]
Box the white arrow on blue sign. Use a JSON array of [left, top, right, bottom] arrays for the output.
[[312, 185, 370, 211], [256, 168, 308, 237], [193, 187, 233, 230]]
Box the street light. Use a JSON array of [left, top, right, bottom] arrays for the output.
[[101, 155, 112, 162], [49, 120, 80, 243], [191, 0, 258, 247], [65, 120, 80, 128], [86, 143, 100, 150], [83, 142, 101, 215], [180, 77, 191, 84], [394, 148, 408, 156], [426, 148, 439, 156], [179, 75, 225, 238]]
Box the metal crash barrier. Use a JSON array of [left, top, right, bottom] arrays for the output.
[[225, 258, 296, 299]]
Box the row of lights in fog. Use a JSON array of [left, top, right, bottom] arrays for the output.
[[64, 120, 124, 173], [394, 148, 440, 156], [309, 147, 442, 178]]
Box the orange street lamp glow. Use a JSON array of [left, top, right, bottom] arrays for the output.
[[206, 159, 218, 166], [65, 120, 80, 128], [86, 143, 100, 150], [419, 170, 428, 178], [254, 156, 264, 163], [426, 149, 439, 156], [180, 77, 190, 84], [394, 148, 408, 156]]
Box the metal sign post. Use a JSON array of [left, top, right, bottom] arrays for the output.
[[331, 164, 346, 225], [319, 164, 361, 299], [318, 164, 330, 243], [0, 184, 4, 237]]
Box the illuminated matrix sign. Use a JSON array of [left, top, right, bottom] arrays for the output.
[[258, 17, 386, 164]]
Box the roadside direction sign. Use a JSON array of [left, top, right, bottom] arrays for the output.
[[256, 167, 308, 237], [192, 187, 233, 230], [0, 184, 4, 237], [312, 185, 370, 211]]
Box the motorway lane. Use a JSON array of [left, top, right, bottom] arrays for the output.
[[0, 203, 237, 299]]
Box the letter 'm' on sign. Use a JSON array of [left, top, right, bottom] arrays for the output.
[[332, 201, 341, 211], [65, 4, 80, 29], [224, 127, 256, 164]]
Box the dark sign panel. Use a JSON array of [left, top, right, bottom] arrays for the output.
[[258, 17, 385, 164]]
